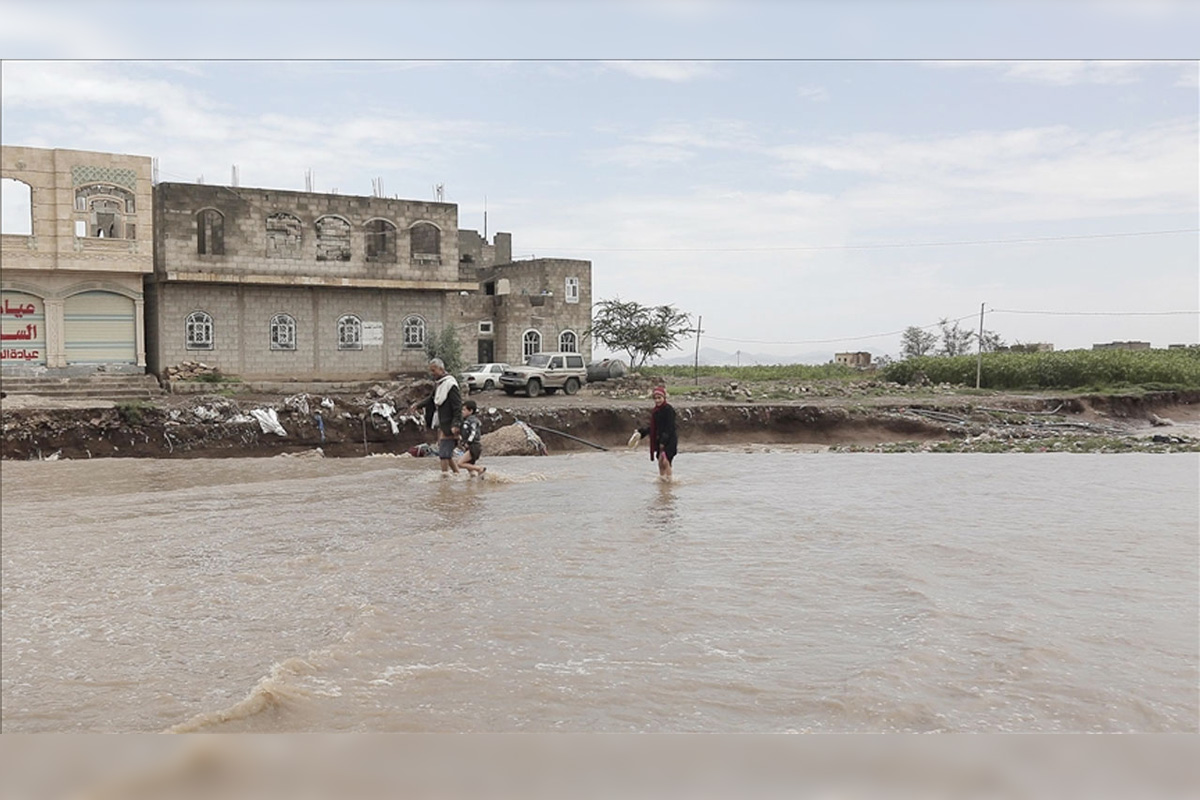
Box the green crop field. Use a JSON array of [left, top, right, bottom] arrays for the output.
[[882, 348, 1200, 391]]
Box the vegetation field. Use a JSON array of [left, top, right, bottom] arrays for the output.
[[645, 348, 1200, 392], [646, 363, 862, 382], [882, 348, 1200, 391]]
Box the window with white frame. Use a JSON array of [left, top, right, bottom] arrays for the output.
[[403, 315, 426, 348], [478, 320, 493, 335], [337, 314, 362, 350], [558, 330, 578, 352], [565, 277, 580, 304], [522, 329, 542, 361], [185, 311, 214, 350], [270, 314, 297, 351]]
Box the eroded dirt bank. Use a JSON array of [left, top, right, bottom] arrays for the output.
[[3, 387, 1198, 459]]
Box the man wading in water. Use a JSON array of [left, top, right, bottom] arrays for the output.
[[631, 384, 678, 480], [411, 358, 462, 475]]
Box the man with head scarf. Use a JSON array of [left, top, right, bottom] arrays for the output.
[[410, 358, 463, 474]]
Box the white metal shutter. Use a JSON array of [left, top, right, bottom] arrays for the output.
[[64, 291, 136, 365], [1, 292, 47, 366]]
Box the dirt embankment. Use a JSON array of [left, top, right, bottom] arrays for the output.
[[3, 377, 1198, 460]]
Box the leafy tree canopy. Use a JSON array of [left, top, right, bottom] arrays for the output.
[[425, 324, 464, 376], [900, 326, 937, 359], [586, 298, 693, 370]]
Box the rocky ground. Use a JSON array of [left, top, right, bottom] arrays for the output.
[[2, 374, 1198, 460]]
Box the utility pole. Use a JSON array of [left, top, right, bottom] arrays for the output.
[[975, 302, 985, 389], [693, 315, 703, 385]]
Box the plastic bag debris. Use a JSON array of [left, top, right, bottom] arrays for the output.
[[250, 408, 287, 436]]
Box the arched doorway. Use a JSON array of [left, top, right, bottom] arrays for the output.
[[64, 291, 136, 365]]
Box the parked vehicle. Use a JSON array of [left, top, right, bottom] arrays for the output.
[[586, 358, 628, 382], [500, 352, 588, 397], [460, 362, 509, 393]]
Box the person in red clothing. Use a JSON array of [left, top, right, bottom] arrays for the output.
[[633, 385, 677, 479]]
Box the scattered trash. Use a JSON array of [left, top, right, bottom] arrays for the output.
[[284, 393, 311, 415], [369, 402, 399, 435], [250, 408, 287, 436]]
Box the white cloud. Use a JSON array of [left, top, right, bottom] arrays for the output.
[[601, 61, 718, 82], [1176, 64, 1200, 87], [0, 8, 136, 58], [588, 118, 760, 166], [2, 62, 509, 195], [928, 60, 1161, 86], [796, 84, 829, 102], [769, 120, 1198, 225]]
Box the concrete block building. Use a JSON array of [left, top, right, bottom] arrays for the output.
[[148, 182, 482, 380], [1, 146, 154, 374], [148, 182, 592, 380]]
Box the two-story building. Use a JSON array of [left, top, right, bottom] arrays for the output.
[[1, 146, 154, 374], [149, 182, 593, 380], [146, 182, 484, 380]]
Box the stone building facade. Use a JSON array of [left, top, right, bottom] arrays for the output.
[[457, 255, 593, 366], [1, 146, 154, 374], [148, 182, 481, 380], [148, 182, 592, 380]]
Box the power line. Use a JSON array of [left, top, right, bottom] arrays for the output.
[[689, 306, 1199, 348], [530, 228, 1198, 253], [992, 308, 1199, 316]]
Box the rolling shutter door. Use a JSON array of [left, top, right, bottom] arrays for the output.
[[1, 292, 47, 366], [64, 291, 136, 365]]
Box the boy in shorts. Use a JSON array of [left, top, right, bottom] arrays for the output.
[[456, 399, 487, 477]]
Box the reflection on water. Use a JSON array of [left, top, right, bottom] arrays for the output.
[[2, 452, 1197, 732]]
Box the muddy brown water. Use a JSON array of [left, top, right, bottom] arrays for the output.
[[3, 451, 1196, 733]]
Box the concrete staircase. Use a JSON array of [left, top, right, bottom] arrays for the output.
[[1, 374, 166, 401]]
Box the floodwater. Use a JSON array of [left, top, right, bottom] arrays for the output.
[[2, 451, 1196, 733]]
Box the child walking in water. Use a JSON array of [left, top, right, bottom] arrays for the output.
[[456, 399, 487, 478], [632, 385, 677, 479]]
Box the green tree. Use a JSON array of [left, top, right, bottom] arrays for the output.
[[424, 324, 464, 376], [938, 318, 975, 356], [586, 298, 693, 370], [900, 326, 937, 359], [978, 329, 1005, 353]]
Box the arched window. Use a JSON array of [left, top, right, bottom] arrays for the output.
[[558, 330, 578, 353], [337, 314, 362, 350], [1, 178, 33, 235], [522, 329, 542, 361], [315, 215, 351, 261], [197, 209, 224, 255], [266, 212, 302, 259], [75, 184, 136, 239], [185, 311, 214, 350], [403, 315, 426, 349], [270, 314, 296, 351], [365, 219, 396, 262], [409, 221, 441, 264]]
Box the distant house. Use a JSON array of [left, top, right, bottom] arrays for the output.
[[834, 351, 872, 368], [1092, 341, 1151, 351]]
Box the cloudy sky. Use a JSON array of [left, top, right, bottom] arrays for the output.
[[2, 0, 1197, 362]]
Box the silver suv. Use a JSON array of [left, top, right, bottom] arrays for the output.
[[500, 352, 588, 397]]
